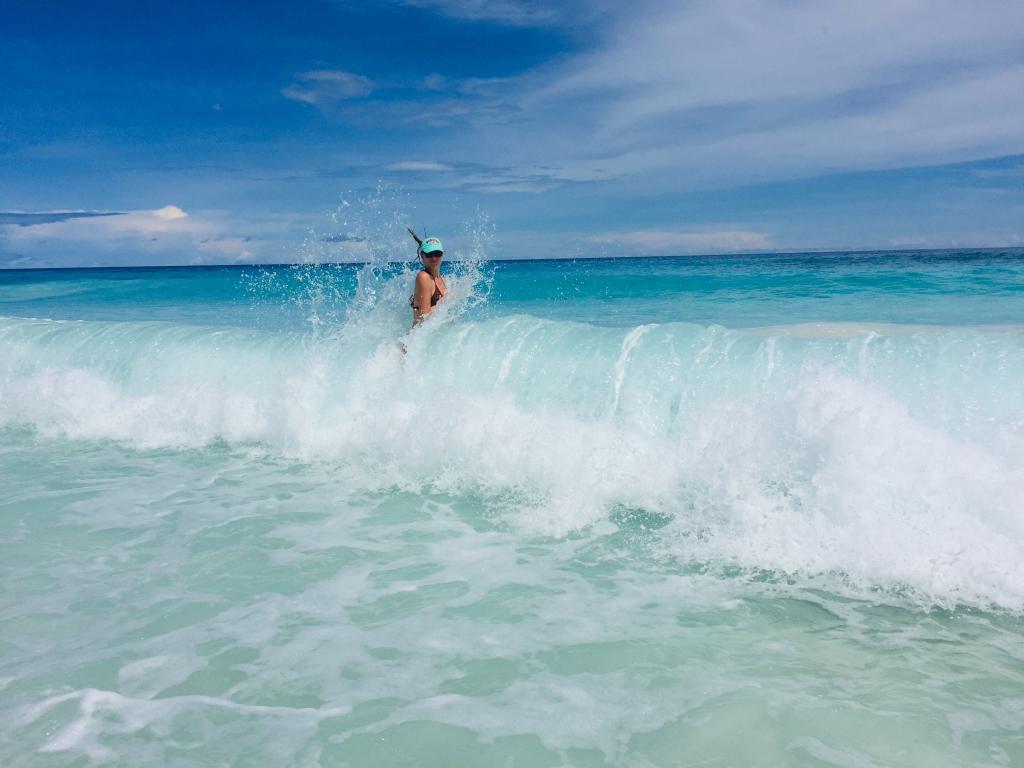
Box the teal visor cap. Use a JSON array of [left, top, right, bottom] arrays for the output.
[[419, 237, 444, 255]]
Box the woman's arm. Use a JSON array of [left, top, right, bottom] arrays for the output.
[[412, 271, 435, 325]]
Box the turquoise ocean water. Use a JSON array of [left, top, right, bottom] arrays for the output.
[[2, 249, 1023, 766]]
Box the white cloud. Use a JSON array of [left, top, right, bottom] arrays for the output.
[[592, 229, 771, 255], [444, 1, 1024, 190], [3, 206, 257, 265], [193, 237, 255, 262], [890, 232, 1024, 249], [0, 210, 123, 227], [10, 205, 200, 238], [152, 205, 188, 222], [473, 180, 558, 194], [423, 72, 447, 91], [282, 70, 373, 105], [400, 0, 563, 25], [385, 160, 454, 172], [889, 236, 932, 248]]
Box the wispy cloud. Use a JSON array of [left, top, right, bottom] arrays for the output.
[[0, 211, 124, 227], [890, 232, 1024, 249], [398, 0, 564, 26], [1, 206, 259, 265], [423, 73, 447, 91], [296, 2, 1024, 208], [282, 70, 373, 106], [299, 159, 567, 195], [470, 177, 560, 194], [7, 205, 194, 237], [403, 96, 522, 128], [436, 1, 1024, 190], [385, 160, 454, 172], [592, 229, 771, 255]]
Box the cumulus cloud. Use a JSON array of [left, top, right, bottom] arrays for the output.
[[282, 70, 373, 106], [592, 229, 771, 255], [153, 205, 187, 220]]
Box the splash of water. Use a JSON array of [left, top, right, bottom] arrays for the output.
[[241, 186, 497, 340]]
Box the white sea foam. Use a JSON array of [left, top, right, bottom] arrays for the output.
[[23, 688, 350, 762], [1, 309, 1022, 608]]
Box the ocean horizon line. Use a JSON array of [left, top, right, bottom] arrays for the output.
[[3, 244, 1023, 272]]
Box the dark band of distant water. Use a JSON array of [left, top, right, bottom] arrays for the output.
[[2, 249, 1022, 329]]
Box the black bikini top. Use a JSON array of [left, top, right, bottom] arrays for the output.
[[410, 271, 444, 309]]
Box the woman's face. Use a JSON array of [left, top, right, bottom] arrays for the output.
[[421, 252, 444, 268]]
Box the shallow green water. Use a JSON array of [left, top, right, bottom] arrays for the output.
[[3, 434, 1023, 766]]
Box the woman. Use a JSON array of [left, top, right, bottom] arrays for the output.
[[408, 228, 447, 325]]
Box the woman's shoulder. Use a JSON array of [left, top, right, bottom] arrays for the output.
[[415, 270, 434, 286]]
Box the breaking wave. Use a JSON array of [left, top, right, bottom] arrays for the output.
[[2, 297, 1022, 609]]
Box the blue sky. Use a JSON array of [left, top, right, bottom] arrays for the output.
[[2, 0, 1023, 267]]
